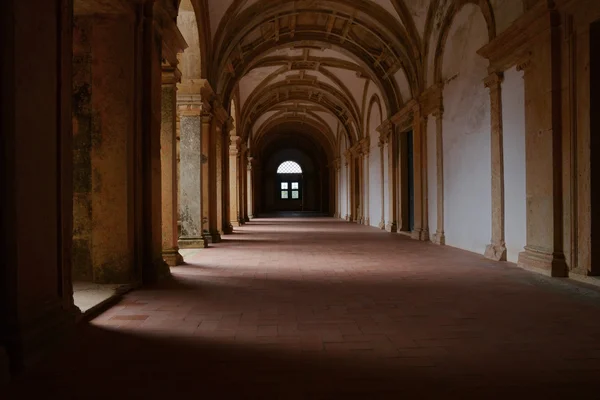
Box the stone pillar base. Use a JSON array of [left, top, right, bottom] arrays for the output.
[[204, 231, 222, 244], [420, 229, 430, 242], [162, 249, 184, 266], [364, 218, 370, 226], [223, 225, 234, 235], [411, 229, 422, 240], [517, 247, 568, 277], [0, 346, 10, 385], [230, 221, 242, 228], [386, 222, 397, 233], [433, 231, 445, 245], [246, 215, 252, 221], [11, 300, 77, 372], [179, 237, 208, 249], [345, 214, 350, 221], [378, 220, 385, 230], [484, 242, 507, 261]]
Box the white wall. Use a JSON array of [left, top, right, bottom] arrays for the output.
[[502, 67, 527, 262], [442, 5, 492, 255], [427, 115, 438, 240]]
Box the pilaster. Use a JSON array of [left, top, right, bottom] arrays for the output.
[[360, 138, 371, 225], [247, 157, 255, 219], [484, 71, 508, 261], [433, 108, 446, 245], [160, 67, 184, 265], [377, 131, 386, 229], [228, 133, 241, 229]]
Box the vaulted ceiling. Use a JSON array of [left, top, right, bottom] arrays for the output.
[[177, 0, 528, 157]]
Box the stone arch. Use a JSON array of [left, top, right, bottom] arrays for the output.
[[433, 0, 496, 85], [177, 0, 209, 81], [366, 94, 383, 139]]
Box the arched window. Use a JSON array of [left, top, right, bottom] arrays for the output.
[[277, 161, 302, 174], [277, 161, 302, 200]]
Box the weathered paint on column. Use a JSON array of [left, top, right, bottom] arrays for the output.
[[177, 97, 207, 249]]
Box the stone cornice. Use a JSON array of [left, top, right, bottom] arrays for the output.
[[390, 100, 417, 133], [162, 65, 182, 86], [477, 1, 558, 72], [376, 119, 393, 144]]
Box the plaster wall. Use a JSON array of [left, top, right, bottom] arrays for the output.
[[442, 5, 491, 255], [502, 67, 527, 262], [426, 115, 438, 239]]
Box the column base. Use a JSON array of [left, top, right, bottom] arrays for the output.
[[0, 346, 10, 385], [223, 225, 234, 235], [203, 231, 222, 244], [8, 300, 78, 372], [246, 215, 252, 221], [420, 229, 430, 242], [433, 231, 446, 245], [162, 248, 184, 266], [178, 236, 208, 249], [364, 218, 370, 226], [517, 246, 568, 277], [378, 220, 385, 230], [386, 222, 397, 233], [230, 220, 242, 228], [411, 229, 422, 240], [484, 242, 507, 261]]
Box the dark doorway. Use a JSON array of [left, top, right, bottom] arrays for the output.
[[590, 20, 600, 275]]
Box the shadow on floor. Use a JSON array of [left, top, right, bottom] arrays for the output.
[[6, 323, 597, 399]]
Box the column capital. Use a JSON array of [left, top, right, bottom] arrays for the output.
[[162, 65, 181, 86], [229, 135, 241, 155], [484, 71, 505, 89], [360, 137, 370, 155], [376, 120, 393, 145]]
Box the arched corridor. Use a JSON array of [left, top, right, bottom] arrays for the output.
[[3, 0, 600, 396], [7, 217, 600, 397]]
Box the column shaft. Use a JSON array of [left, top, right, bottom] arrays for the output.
[[484, 72, 508, 261], [386, 126, 398, 232], [229, 135, 241, 228], [434, 111, 446, 245], [160, 72, 183, 265]]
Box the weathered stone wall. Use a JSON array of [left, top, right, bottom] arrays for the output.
[[72, 16, 94, 281], [179, 115, 202, 238]]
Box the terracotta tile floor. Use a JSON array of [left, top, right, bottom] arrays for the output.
[[8, 217, 600, 398]]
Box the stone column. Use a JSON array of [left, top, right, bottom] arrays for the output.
[[177, 97, 208, 248], [229, 135, 241, 229], [385, 124, 398, 233], [433, 109, 446, 245], [378, 132, 386, 229], [420, 115, 430, 241], [2, 0, 77, 375], [240, 149, 249, 222], [361, 138, 371, 225], [247, 157, 255, 219], [411, 108, 423, 239], [517, 15, 568, 277], [201, 112, 220, 242], [214, 123, 225, 238], [333, 159, 340, 218], [484, 72, 508, 261], [160, 68, 183, 265], [344, 150, 352, 220]]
